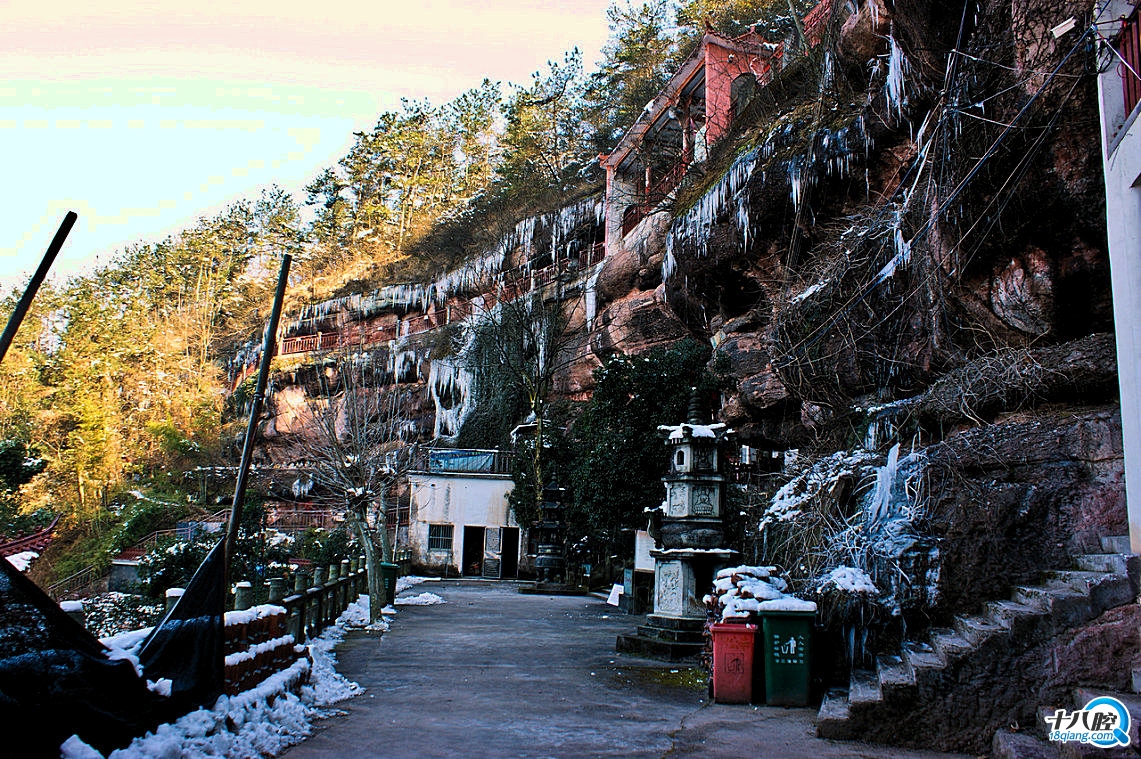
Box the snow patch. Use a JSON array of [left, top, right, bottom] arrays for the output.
[[658, 422, 728, 441], [6, 550, 38, 572], [817, 566, 878, 595], [394, 592, 445, 606]]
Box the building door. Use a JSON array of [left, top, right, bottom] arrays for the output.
[[482, 527, 501, 579], [500, 527, 519, 579], [462, 526, 485, 576]]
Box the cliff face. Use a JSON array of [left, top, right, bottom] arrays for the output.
[[592, 0, 1124, 643], [256, 0, 1123, 638]]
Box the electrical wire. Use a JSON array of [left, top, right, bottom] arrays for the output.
[[770, 24, 1095, 370]]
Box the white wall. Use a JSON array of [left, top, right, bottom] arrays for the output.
[[407, 472, 515, 574], [1097, 0, 1141, 552]]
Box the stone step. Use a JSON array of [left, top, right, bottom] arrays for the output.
[[992, 727, 1061, 759], [901, 640, 943, 671], [1074, 553, 1131, 575], [816, 689, 855, 740], [1100, 535, 1131, 555], [929, 627, 973, 663], [953, 612, 1008, 647], [1047, 571, 1137, 615], [848, 667, 882, 707], [1013, 583, 1094, 628], [615, 633, 703, 662], [635, 624, 705, 643], [645, 614, 706, 632], [986, 598, 1050, 637], [1037, 704, 1061, 740], [875, 653, 916, 698]]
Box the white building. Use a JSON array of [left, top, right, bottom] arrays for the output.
[[406, 449, 523, 578], [1096, 0, 1141, 551]]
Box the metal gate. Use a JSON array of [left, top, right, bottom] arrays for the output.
[[482, 527, 502, 579]]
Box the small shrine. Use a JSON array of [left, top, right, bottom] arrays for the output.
[[617, 393, 736, 660]]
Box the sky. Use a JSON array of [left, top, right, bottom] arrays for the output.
[[0, 0, 614, 289]]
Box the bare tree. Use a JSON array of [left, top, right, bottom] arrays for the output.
[[296, 348, 413, 623], [461, 270, 587, 520]]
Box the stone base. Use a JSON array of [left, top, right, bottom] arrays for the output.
[[616, 633, 705, 661], [645, 614, 705, 631], [616, 614, 707, 661]]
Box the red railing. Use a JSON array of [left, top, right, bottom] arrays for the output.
[[622, 204, 646, 237], [622, 161, 687, 238], [1121, 7, 1141, 117], [280, 331, 339, 356], [243, 241, 607, 377], [587, 242, 605, 267], [647, 162, 687, 206]]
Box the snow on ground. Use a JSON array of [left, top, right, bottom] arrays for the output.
[[6, 550, 38, 572], [64, 576, 442, 758], [394, 592, 445, 606], [395, 574, 434, 594]]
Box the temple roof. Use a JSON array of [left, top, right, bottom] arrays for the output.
[[601, 30, 777, 174]]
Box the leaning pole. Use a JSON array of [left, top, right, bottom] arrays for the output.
[[0, 211, 76, 364], [223, 253, 292, 581]]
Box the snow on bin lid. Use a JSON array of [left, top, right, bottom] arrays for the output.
[[757, 597, 817, 612]]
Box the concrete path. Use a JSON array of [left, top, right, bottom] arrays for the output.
[[281, 581, 969, 759]]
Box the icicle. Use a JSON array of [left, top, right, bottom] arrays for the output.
[[585, 264, 603, 330], [884, 34, 911, 121]]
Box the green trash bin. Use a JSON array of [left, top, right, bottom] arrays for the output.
[[379, 562, 399, 607], [761, 609, 815, 706]]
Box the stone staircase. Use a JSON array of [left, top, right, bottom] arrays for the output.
[[817, 536, 1140, 752], [992, 688, 1141, 758]]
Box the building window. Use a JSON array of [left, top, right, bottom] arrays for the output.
[[676, 450, 686, 467], [428, 524, 454, 552]]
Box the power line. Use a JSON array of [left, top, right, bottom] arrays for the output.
[[770, 24, 1094, 371]]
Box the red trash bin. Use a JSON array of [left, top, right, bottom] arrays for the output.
[[711, 622, 757, 704]]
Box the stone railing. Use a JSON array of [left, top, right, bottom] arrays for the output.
[[273, 558, 369, 643]]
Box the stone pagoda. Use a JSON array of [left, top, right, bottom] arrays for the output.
[[617, 393, 736, 660]]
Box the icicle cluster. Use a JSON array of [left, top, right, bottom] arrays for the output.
[[664, 147, 761, 281], [387, 347, 424, 385], [280, 194, 603, 337], [428, 359, 474, 440]]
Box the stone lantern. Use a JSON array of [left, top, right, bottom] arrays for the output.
[[534, 483, 567, 584], [617, 392, 736, 658]]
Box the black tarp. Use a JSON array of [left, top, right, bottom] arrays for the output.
[[0, 556, 165, 757], [138, 538, 225, 715]]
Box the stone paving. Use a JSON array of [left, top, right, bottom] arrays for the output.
[[281, 581, 971, 759]]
